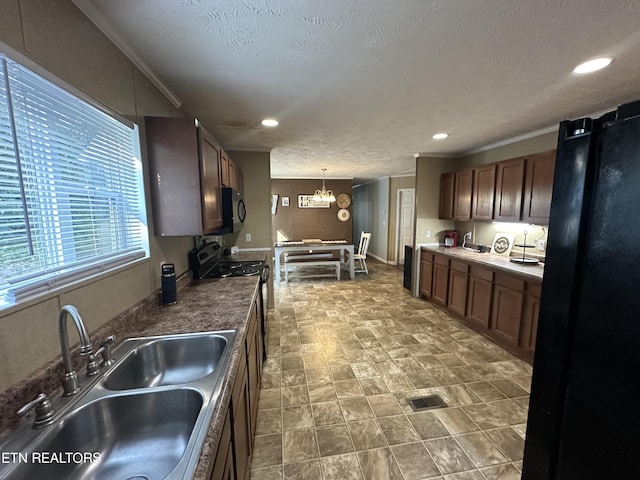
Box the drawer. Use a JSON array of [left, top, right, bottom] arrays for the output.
[[494, 272, 525, 291], [470, 265, 494, 281], [450, 260, 469, 273], [526, 281, 542, 297], [434, 254, 449, 267], [420, 250, 434, 262]]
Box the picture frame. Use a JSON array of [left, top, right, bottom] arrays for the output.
[[298, 194, 330, 208]]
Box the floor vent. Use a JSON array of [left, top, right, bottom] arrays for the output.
[[407, 395, 447, 412]]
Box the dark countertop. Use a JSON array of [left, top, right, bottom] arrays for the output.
[[421, 246, 545, 281], [0, 276, 260, 480]]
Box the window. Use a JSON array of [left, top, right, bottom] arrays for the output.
[[0, 54, 148, 307]]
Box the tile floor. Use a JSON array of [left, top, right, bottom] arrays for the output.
[[250, 261, 531, 480]]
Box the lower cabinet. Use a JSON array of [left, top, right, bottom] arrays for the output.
[[490, 273, 524, 347], [419, 252, 434, 298], [209, 297, 263, 480], [519, 282, 541, 362], [447, 260, 469, 317], [466, 266, 493, 329], [432, 254, 449, 306], [419, 248, 541, 363]]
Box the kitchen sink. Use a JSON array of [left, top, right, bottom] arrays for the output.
[[0, 329, 238, 480], [103, 333, 230, 390], [3, 389, 202, 480]]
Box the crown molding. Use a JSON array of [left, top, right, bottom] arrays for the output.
[[72, 0, 182, 109]]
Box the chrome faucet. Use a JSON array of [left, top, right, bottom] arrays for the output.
[[58, 305, 92, 396]]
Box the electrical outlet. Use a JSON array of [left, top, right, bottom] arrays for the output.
[[537, 239, 545, 251], [426, 230, 431, 238], [245, 233, 252, 242]]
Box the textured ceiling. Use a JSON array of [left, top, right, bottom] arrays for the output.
[[75, 0, 640, 184]]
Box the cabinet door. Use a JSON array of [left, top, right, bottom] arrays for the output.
[[447, 264, 469, 317], [419, 255, 434, 298], [199, 133, 224, 232], [220, 150, 230, 187], [519, 282, 541, 361], [491, 282, 523, 346], [246, 303, 261, 441], [232, 367, 251, 480], [494, 157, 525, 221], [522, 150, 556, 224], [439, 172, 456, 219], [432, 256, 449, 306], [453, 169, 474, 221], [209, 408, 234, 480], [472, 164, 496, 220], [467, 275, 493, 328]]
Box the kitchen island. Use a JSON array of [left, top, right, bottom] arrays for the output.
[[0, 276, 262, 480], [420, 246, 544, 363]]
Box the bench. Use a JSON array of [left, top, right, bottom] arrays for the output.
[[284, 254, 341, 282]]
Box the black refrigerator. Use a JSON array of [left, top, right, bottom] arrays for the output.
[[522, 100, 640, 479]]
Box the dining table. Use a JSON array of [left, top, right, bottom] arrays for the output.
[[273, 239, 355, 281]]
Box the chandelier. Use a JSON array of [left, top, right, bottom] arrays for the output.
[[313, 168, 336, 202]]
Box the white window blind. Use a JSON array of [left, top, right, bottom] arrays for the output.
[[0, 55, 148, 307]]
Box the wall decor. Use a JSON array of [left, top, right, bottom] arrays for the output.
[[337, 208, 350, 221], [281, 196, 290, 206], [336, 193, 351, 208], [491, 233, 515, 256], [298, 194, 330, 208]]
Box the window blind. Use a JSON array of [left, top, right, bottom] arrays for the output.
[[0, 55, 148, 306]]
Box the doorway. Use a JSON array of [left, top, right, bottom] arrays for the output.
[[396, 188, 415, 264]]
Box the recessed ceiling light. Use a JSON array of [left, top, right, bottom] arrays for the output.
[[433, 133, 449, 140], [573, 57, 612, 74], [261, 118, 279, 127]]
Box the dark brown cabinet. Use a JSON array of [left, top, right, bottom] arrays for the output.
[[522, 150, 556, 224], [472, 164, 496, 220], [145, 116, 223, 236], [490, 273, 524, 346], [209, 294, 263, 480], [466, 265, 494, 329], [432, 254, 450, 306], [209, 409, 234, 480], [453, 169, 474, 220], [494, 157, 525, 222], [419, 251, 434, 298], [439, 172, 456, 219], [519, 282, 541, 362], [447, 260, 469, 316]]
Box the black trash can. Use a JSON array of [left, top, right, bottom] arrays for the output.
[[403, 245, 413, 290]]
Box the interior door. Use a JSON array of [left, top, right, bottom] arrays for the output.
[[397, 189, 415, 264]]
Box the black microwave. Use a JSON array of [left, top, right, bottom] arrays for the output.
[[210, 187, 245, 234]]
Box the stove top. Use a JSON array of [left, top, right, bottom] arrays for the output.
[[189, 242, 267, 279]]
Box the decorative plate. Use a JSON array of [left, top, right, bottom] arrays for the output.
[[337, 208, 350, 221], [490, 233, 515, 256], [336, 193, 351, 208]]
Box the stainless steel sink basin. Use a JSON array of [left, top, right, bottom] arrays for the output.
[[3, 389, 202, 480], [0, 329, 238, 480], [104, 333, 230, 390]]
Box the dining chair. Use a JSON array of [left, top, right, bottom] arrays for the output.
[[354, 232, 372, 274]]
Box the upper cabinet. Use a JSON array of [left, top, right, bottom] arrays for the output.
[[472, 164, 496, 220], [438, 150, 556, 225], [439, 172, 455, 219], [221, 150, 243, 193], [522, 150, 555, 224], [453, 168, 474, 221], [494, 156, 526, 222], [145, 116, 223, 236]]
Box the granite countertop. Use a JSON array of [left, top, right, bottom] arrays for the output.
[[421, 246, 545, 281], [0, 276, 260, 480]]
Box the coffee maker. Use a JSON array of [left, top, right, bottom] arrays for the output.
[[444, 230, 458, 247]]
